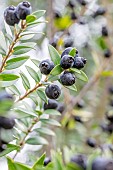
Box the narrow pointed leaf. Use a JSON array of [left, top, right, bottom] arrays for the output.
[[26, 65, 40, 82], [48, 45, 61, 65], [0, 74, 19, 81], [26, 136, 48, 145]]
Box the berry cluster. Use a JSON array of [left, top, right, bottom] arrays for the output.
[[4, 1, 32, 26]]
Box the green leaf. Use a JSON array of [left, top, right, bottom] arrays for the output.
[[37, 88, 48, 103], [101, 70, 113, 77], [34, 127, 55, 136], [26, 66, 40, 82], [48, 75, 59, 82], [70, 68, 81, 74], [96, 37, 108, 50], [76, 70, 88, 82], [43, 109, 61, 116], [0, 144, 20, 157], [15, 108, 38, 117], [69, 48, 76, 57], [26, 136, 48, 145], [26, 15, 37, 23], [33, 153, 46, 169], [48, 45, 61, 65], [5, 56, 29, 70], [27, 20, 47, 27], [40, 119, 61, 126], [66, 162, 83, 170], [21, 32, 44, 40], [0, 74, 19, 81], [20, 72, 30, 90], [8, 85, 21, 96], [31, 59, 40, 67], [65, 84, 77, 92], [0, 31, 7, 51], [32, 10, 46, 19], [50, 64, 63, 76], [7, 157, 15, 170]]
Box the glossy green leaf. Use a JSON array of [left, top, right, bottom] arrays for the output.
[[65, 84, 77, 92], [48, 45, 61, 65], [76, 70, 88, 82], [5, 56, 29, 70], [8, 85, 21, 96], [96, 37, 108, 50], [69, 68, 81, 74], [31, 59, 40, 67], [40, 119, 61, 126], [37, 88, 48, 103], [0, 74, 19, 81], [50, 64, 63, 76], [26, 136, 48, 145], [69, 48, 76, 57], [26, 15, 37, 23], [34, 127, 55, 136], [26, 65, 40, 82], [33, 153, 46, 169], [20, 72, 30, 90], [15, 108, 38, 117], [0, 31, 7, 51], [43, 109, 61, 116], [0, 144, 20, 157], [7, 157, 15, 170], [32, 10, 46, 19]]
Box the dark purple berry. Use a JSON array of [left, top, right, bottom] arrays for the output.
[[71, 12, 78, 20], [60, 71, 76, 86], [73, 57, 85, 69], [4, 6, 20, 26], [102, 26, 108, 37], [60, 55, 74, 69], [64, 38, 74, 48], [86, 138, 97, 148], [44, 99, 58, 110], [68, 1, 75, 8], [92, 7, 106, 18], [45, 84, 61, 99], [61, 47, 78, 58], [0, 116, 15, 129], [70, 154, 87, 170], [39, 59, 54, 75], [44, 157, 51, 166], [109, 87, 113, 95], [104, 49, 111, 58], [56, 103, 65, 113], [74, 116, 83, 123], [16, 1, 32, 20]]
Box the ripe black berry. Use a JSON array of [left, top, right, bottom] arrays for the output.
[[74, 116, 83, 123], [64, 38, 74, 48], [0, 140, 8, 153], [39, 59, 54, 75], [44, 99, 58, 110], [77, 0, 87, 6], [60, 71, 76, 86], [104, 49, 111, 58], [16, 1, 32, 20], [106, 112, 113, 122], [92, 7, 106, 18], [76, 100, 85, 109], [44, 157, 51, 166], [60, 55, 74, 69], [0, 116, 15, 129], [0, 90, 13, 101], [45, 84, 61, 99], [61, 47, 77, 58], [86, 138, 97, 148], [54, 11, 62, 19], [71, 12, 78, 20], [92, 157, 113, 170], [68, 1, 75, 8], [4, 6, 20, 26], [73, 57, 85, 69], [56, 103, 65, 113], [102, 26, 108, 37], [70, 154, 87, 170]]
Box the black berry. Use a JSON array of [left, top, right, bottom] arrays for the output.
[[64, 38, 74, 48], [92, 157, 113, 170], [92, 7, 106, 18], [16, 1, 32, 20], [106, 112, 113, 123], [86, 138, 97, 148], [0, 90, 13, 101], [71, 12, 78, 20], [60, 71, 76, 86], [77, 0, 87, 6], [54, 11, 62, 19], [44, 99, 58, 110], [45, 84, 61, 99], [4, 6, 20, 26], [0, 116, 15, 129], [74, 115, 83, 123], [70, 154, 87, 170], [102, 26, 108, 37], [73, 57, 85, 69], [76, 100, 85, 109], [109, 87, 113, 95], [68, 1, 75, 8], [44, 157, 51, 166], [39, 59, 54, 75], [104, 49, 111, 58], [61, 47, 74, 58], [60, 55, 74, 69]]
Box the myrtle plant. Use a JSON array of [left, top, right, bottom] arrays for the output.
[[2, 1, 110, 170]]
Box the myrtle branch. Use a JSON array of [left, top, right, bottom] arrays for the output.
[[17, 76, 48, 102], [13, 117, 39, 159], [0, 21, 26, 73]]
